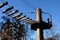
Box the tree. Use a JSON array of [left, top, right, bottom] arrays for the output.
[[0, 16, 35, 40]]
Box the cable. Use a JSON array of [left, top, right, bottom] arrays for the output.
[[42, 11, 52, 17], [22, 0, 36, 10], [1, 0, 4, 2], [50, 29, 60, 30], [26, 0, 36, 10]]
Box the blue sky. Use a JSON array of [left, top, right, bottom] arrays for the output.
[[0, 0, 60, 39]]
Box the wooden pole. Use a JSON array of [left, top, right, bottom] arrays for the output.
[[36, 8, 43, 40]]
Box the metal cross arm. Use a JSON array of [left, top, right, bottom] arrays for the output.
[[16, 16, 37, 24], [2, 6, 14, 13], [0, 1, 8, 8], [31, 21, 52, 30], [16, 15, 26, 20], [13, 13, 23, 18], [8, 10, 18, 16], [21, 19, 37, 24]]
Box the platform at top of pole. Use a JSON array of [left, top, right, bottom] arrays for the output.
[[31, 8, 52, 31]]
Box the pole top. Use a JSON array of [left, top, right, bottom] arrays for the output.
[[36, 8, 42, 13], [36, 8, 41, 10]]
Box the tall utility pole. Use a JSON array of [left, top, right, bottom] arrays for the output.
[[36, 8, 43, 40], [31, 8, 52, 40]]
